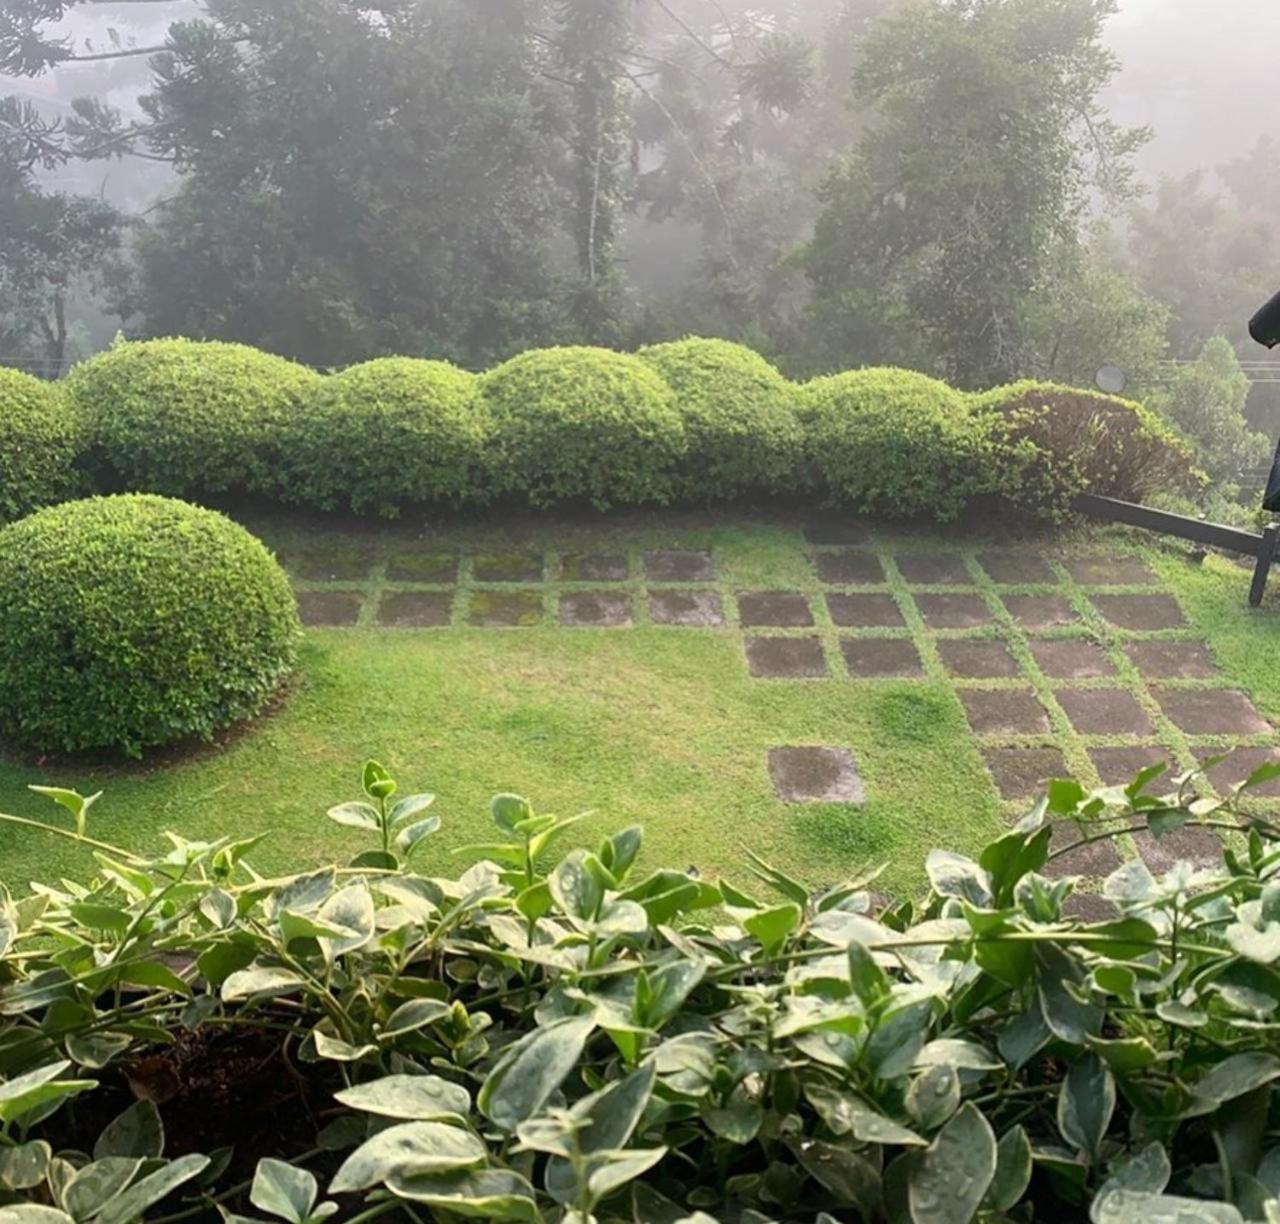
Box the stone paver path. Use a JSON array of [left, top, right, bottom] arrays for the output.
[[284, 521, 1278, 907]]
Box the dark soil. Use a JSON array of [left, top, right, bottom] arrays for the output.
[[47, 1025, 345, 1208]]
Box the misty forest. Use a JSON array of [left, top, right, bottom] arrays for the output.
[[4, 0, 1280, 494]]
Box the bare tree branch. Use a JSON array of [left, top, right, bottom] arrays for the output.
[[61, 44, 168, 63], [621, 64, 736, 267]]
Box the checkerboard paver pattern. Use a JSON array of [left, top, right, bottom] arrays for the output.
[[790, 526, 1278, 903], [285, 524, 1277, 904]]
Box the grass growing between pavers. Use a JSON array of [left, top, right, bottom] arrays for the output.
[[0, 625, 997, 896], [1149, 549, 1280, 727]]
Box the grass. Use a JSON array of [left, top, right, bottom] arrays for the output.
[[0, 505, 1274, 898], [0, 627, 994, 897]]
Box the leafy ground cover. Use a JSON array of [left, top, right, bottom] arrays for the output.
[[0, 507, 1274, 898]]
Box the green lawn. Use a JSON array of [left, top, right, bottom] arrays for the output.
[[0, 506, 1275, 897]]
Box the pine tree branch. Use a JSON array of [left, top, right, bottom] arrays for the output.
[[61, 44, 169, 63]]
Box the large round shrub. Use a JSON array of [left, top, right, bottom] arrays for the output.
[[0, 495, 300, 756], [799, 367, 996, 520], [0, 367, 86, 521], [971, 380, 1203, 518], [282, 358, 490, 517], [637, 338, 803, 501], [66, 339, 320, 498], [481, 346, 686, 509]]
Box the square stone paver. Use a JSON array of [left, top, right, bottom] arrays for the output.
[[1065, 894, 1120, 921], [1064, 556, 1158, 586], [650, 592, 725, 627], [1134, 825, 1223, 873], [937, 639, 1021, 679], [738, 592, 815, 628], [746, 637, 828, 679], [895, 554, 972, 586], [645, 551, 716, 582], [386, 552, 458, 583], [1056, 689, 1154, 737], [804, 521, 870, 546], [1093, 594, 1187, 631], [1029, 639, 1115, 680], [982, 746, 1067, 800], [813, 551, 885, 585], [841, 638, 923, 678], [958, 689, 1050, 736], [1123, 640, 1220, 680], [297, 591, 363, 627], [1088, 746, 1176, 789], [559, 592, 633, 628], [827, 593, 904, 629], [474, 553, 544, 583], [1203, 748, 1280, 799], [290, 547, 372, 583], [1043, 822, 1123, 880], [914, 593, 993, 630], [1003, 595, 1078, 631], [467, 590, 544, 627], [376, 592, 453, 628], [768, 746, 865, 803], [560, 553, 630, 582], [1154, 688, 1271, 736], [978, 553, 1058, 585]]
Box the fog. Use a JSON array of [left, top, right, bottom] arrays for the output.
[[1106, 0, 1280, 177], [16, 1, 1280, 209], [5, 0, 1280, 404]]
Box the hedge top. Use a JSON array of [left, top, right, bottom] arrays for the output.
[[282, 355, 489, 516], [637, 336, 803, 499], [482, 345, 687, 509], [65, 337, 321, 498], [0, 364, 85, 521], [0, 338, 1204, 521]]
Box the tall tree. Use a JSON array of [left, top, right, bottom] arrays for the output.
[[126, 0, 572, 368], [802, 0, 1148, 387], [629, 0, 890, 356], [0, 98, 122, 376], [1154, 336, 1270, 487], [556, 0, 633, 344]]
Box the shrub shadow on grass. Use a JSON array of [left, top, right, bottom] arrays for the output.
[[0, 673, 302, 778]]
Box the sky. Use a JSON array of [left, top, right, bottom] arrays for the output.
[[1106, 0, 1280, 177]]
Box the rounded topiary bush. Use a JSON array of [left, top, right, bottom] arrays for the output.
[[0, 495, 300, 756], [636, 338, 803, 501], [282, 358, 490, 517], [66, 339, 320, 499], [0, 367, 87, 521], [799, 367, 996, 520], [971, 381, 1203, 518], [481, 346, 686, 509]]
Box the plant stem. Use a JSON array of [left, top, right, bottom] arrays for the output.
[[0, 811, 144, 862]]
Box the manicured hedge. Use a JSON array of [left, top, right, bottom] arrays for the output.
[[972, 381, 1203, 518], [482, 346, 686, 509], [0, 366, 86, 521], [45, 339, 1202, 522], [637, 337, 803, 501], [65, 338, 320, 498], [0, 494, 300, 756], [800, 367, 996, 520], [281, 357, 490, 517]]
